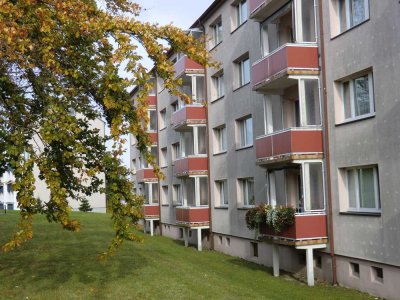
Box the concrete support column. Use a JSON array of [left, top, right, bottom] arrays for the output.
[[197, 228, 202, 251], [272, 244, 280, 277], [306, 247, 315, 287], [150, 220, 154, 237], [183, 228, 189, 247]]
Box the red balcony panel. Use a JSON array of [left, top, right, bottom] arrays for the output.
[[143, 204, 160, 218], [136, 168, 157, 182], [149, 132, 158, 144], [252, 44, 319, 91], [171, 106, 207, 129], [260, 214, 327, 240], [174, 157, 208, 177], [256, 129, 323, 163], [176, 207, 210, 224], [174, 56, 204, 78], [147, 95, 157, 106]]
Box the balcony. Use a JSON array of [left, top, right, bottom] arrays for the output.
[[136, 168, 158, 183], [147, 95, 157, 106], [174, 156, 208, 177], [149, 132, 158, 144], [249, 0, 289, 21], [252, 44, 319, 92], [174, 56, 204, 78], [176, 206, 210, 227], [143, 204, 160, 219], [256, 128, 323, 166], [171, 105, 207, 131], [260, 213, 328, 246]]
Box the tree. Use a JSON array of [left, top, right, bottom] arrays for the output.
[[78, 198, 93, 212], [0, 0, 213, 256]]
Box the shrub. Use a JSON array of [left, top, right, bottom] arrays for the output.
[[245, 204, 295, 233]]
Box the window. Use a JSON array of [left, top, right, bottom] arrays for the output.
[[216, 180, 228, 206], [238, 116, 253, 148], [159, 108, 166, 129], [211, 20, 223, 47], [350, 262, 360, 278], [131, 159, 136, 174], [238, 57, 250, 86], [225, 237, 230, 246], [161, 185, 169, 205], [171, 100, 180, 113], [212, 72, 225, 99], [7, 183, 13, 193], [143, 182, 159, 204], [316, 255, 322, 269], [341, 72, 374, 122], [160, 147, 167, 167], [239, 178, 254, 206], [214, 126, 227, 153], [185, 176, 209, 206], [172, 142, 180, 161], [148, 109, 157, 131], [235, 0, 248, 27], [371, 266, 383, 283], [346, 166, 380, 212], [251, 242, 258, 257], [180, 126, 207, 157], [338, 0, 369, 33], [172, 184, 182, 205]]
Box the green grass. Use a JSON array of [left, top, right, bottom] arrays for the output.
[[0, 211, 372, 300]]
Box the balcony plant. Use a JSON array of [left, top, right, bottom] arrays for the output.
[[245, 204, 295, 235]]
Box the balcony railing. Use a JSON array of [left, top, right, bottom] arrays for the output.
[[249, 0, 291, 21], [174, 56, 204, 78], [171, 105, 207, 130], [260, 213, 328, 246], [143, 204, 160, 219], [173, 156, 208, 177], [136, 168, 158, 183], [176, 206, 210, 227], [256, 128, 323, 165], [147, 95, 157, 106], [252, 44, 319, 91], [148, 132, 158, 144]]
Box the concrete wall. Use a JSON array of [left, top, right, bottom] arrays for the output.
[[322, 1, 400, 298]]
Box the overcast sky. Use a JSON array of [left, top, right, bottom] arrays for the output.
[[118, 0, 215, 167]]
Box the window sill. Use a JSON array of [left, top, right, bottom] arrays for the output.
[[233, 82, 250, 93], [213, 151, 227, 156], [209, 41, 222, 52], [161, 204, 169, 207], [330, 19, 370, 41], [237, 206, 254, 210], [210, 95, 225, 104], [160, 165, 168, 169], [230, 20, 247, 35], [340, 211, 381, 217], [335, 113, 375, 127], [214, 206, 229, 210], [236, 144, 253, 151], [159, 126, 166, 132]]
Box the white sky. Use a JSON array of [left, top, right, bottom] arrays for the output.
[[118, 0, 215, 167]]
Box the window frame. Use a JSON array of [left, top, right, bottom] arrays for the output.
[[235, 0, 248, 28], [213, 72, 225, 100], [345, 166, 380, 213], [238, 57, 250, 87], [211, 19, 223, 48], [338, 0, 370, 33], [237, 116, 253, 148], [214, 125, 227, 154], [216, 180, 228, 207], [239, 177, 255, 207], [147, 109, 157, 132], [339, 72, 374, 123], [172, 184, 182, 205], [159, 108, 167, 130]]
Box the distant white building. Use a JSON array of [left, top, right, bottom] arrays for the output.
[[0, 117, 107, 213]]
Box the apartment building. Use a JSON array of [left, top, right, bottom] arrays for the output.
[[321, 1, 400, 298], [130, 0, 400, 298]]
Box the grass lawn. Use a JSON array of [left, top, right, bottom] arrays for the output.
[[0, 211, 373, 300]]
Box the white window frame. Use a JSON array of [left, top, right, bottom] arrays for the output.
[[239, 177, 255, 207], [338, 0, 370, 32], [239, 57, 250, 86], [236, 0, 248, 27], [183, 175, 208, 207], [212, 20, 223, 47], [173, 184, 182, 205], [345, 166, 380, 213], [159, 108, 166, 129], [213, 73, 225, 99], [214, 125, 227, 154], [216, 180, 228, 206], [180, 125, 207, 158], [238, 116, 253, 148], [341, 72, 374, 122], [172, 142, 180, 161], [147, 109, 157, 132]]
